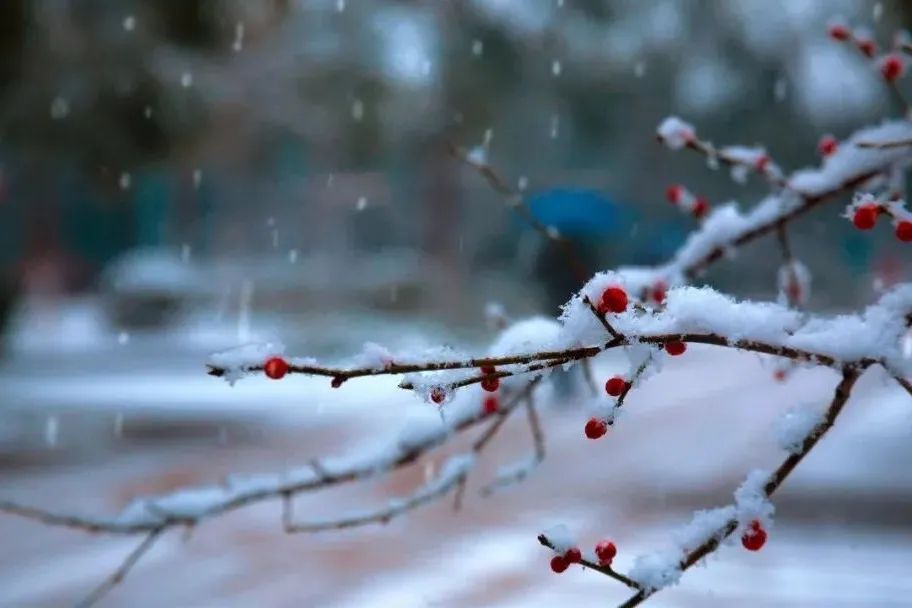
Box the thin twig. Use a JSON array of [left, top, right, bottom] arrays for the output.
[[582, 295, 623, 340], [681, 137, 787, 189], [537, 533, 642, 590], [613, 357, 652, 417], [283, 460, 470, 533], [75, 527, 165, 608], [447, 141, 591, 284], [682, 169, 881, 278], [480, 392, 546, 495]]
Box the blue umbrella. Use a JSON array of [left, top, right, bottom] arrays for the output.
[[524, 188, 631, 236]]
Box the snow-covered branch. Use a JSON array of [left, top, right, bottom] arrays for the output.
[[616, 368, 862, 606], [5, 15, 912, 608]]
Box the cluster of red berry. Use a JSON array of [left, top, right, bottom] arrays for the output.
[[851, 202, 912, 242], [828, 23, 906, 82], [586, 286, 688, 440], [550, 540, 617, 573], [666, 184, 709, 219]]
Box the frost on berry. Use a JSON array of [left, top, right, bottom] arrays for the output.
[[847, 193, 880, 230], [741, 522, 767, 551], [428, 386, 450, 405], [585, 417, 608, 439], [853, 205, 879, 230], [595, 540, 617, 566]]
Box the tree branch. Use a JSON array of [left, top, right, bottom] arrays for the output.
[[618, 366, 864, 607], [75, 527, 165, 608]]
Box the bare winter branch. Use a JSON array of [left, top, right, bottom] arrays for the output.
[[75, 527, 165, 608]]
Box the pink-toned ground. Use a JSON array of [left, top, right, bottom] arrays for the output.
[[1, 345, 911, 607]]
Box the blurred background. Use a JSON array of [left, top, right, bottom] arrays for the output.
[[1, 1, 912, 607]]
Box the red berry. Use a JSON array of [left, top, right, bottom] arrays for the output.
[[550, 555, 569, 573], [481, 376, 500, 392], [652, 281, 668, 304], [564, 547, 582, 563], [755, 154, 770, 171], [264, 357, 289, 380], [773, 369, 787, 382], [584, 417, 608, 439], [785, 278, 802, 303], [828, 24, 850, 41], [481, 364, 496, 375], [852, 205, 878, 230], [741, 521, 767, 551], [818, 135, 838, 157], [599, 286, 628, 315], [595, 540, 617, 566], [483, 395, 498, 415], [664, 341, 687, 356], [881, 54, 905, 82], [430, 387, 446, 404], [692, 197, 709, 218], [605, 376, 627, 397], [857, 39, 877, 58], [666, 184, 683, 204], [896, 221, 912, 242]]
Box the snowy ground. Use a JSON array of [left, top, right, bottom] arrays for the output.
[[1, 310, 911, 607]]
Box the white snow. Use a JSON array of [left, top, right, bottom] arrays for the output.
[[208, 342, 286, 385], [775, 404, 825, 454], [656, 116, 696, 149]]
